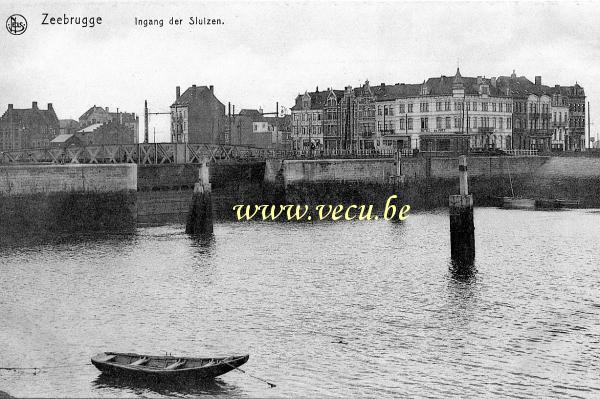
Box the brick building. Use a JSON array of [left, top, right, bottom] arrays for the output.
[[170, 85, 226, 144], [0, 102, 60, 150], [77, 105, 139, 145]]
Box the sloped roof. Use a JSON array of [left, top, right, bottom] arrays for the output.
[[51, 134, 75, 143], [171, 86, 224, 107], [79, 105, 108, 121], [291, 89, 344, 111], [0, 106, 59, 127], [373, 83, 422, 101], [77, 123, 103, 133]]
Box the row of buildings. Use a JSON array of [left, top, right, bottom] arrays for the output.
[[169, 85, 291, 149], [0, 103, 139, 151], [290, 69, 587, 152], [0, 69, 588, 153]]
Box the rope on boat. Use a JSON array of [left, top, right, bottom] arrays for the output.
[[222, 360, 276, 388]]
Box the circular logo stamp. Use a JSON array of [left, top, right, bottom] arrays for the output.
[[6, 14, 27, 35]]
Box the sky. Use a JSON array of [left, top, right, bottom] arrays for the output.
[[1, 0, 599, 144]]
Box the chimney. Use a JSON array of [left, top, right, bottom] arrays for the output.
[[209, 85, 214, 92], [477, 76, 482, 84], [511, 69, 516, 79], [47, 103, 53, 111], [32, 101, 38, 109], [192, 84, 196, 89], [491, 77, 497, 87], [315, 86, 319, 92], [380, 83, 385, 88], [8, 104, 13, 110], [105, 107, 109, 112], [535, 76, 542, 85], [176, 86, 181, 100]]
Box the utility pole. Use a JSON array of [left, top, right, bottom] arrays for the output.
[[588, 101, 591, 150], [144, 100, 149, 143]]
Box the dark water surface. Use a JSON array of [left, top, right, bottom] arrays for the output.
[[1, 208, 599, 398]]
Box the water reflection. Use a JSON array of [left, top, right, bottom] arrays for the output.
[[0, 229, 136, 251], [449, 259, 477, 283], [92, 374, 240, 397]]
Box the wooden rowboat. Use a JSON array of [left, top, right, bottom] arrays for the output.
[[91, 352, 249, 381]]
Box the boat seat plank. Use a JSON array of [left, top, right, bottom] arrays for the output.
[[130, 357, 150, 366], [165, 359, 187, 370]]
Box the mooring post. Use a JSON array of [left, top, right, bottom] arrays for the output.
[[185, 160, 213, 235], [394, 149, 405, 186], [449, 155, 475, 264]]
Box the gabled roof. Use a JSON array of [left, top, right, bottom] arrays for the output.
[[290, 89, 344, 111], [171, 86, 224, 107], [80, 105, 108, 121], [1, 106, 59, 127]]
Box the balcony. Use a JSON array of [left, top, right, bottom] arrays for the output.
[[529, 129, 552, 137]]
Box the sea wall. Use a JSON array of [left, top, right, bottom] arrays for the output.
[[277, 156, 600, 208], [138, 161, 265, 191], [0, 164, 137, 233], [0, 164, 137, 194], [282, 158, 395, 184]]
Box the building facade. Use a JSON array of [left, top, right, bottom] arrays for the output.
[[170, 85, 226, 144], [550, 91, 569, 151], [497, 72, 585, 151], [0, 102, 59, 150], [290, 89, 327, 150], [374, 69, 513, 152], [79, 105, 139, 143]]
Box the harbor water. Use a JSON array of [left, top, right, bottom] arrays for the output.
[[1, 208, 599, 398]]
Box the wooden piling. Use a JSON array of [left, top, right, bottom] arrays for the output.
[[185, 160, 213, 235], [449, 155, 475, 264]]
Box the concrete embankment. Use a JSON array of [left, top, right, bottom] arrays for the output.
[[0, 164, 137, 233], [268, 156, 600, 208]]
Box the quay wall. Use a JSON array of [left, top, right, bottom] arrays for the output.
[[0, 164, 137, 233], [138, 161, 265, 191], [0, 164, 137, 194], [275, 156, 600, 208]]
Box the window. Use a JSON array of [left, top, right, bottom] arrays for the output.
[[482, 102, 488, 111], [399, 104, 405, 113], [445, 117, 451, 129], [473, 117, 477, 128], [499, 103, 503, 112], [492, 103, 497, 112], [421, 118, 428, 130], [472, 102, 477, 111], [445, 101, 451, 111], [436, 117, 442, 129], [407, 118, 413, 130], [378, 106, 382, 116], [407, 104, 413, 113], [399, 118, 405, 130], [499, 118, 503, 129], [436, 102, 442, 111]]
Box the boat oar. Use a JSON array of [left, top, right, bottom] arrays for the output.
[[222, 361, 276, 388]]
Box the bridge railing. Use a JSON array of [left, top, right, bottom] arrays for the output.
[[0, 143, 414, 164]]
